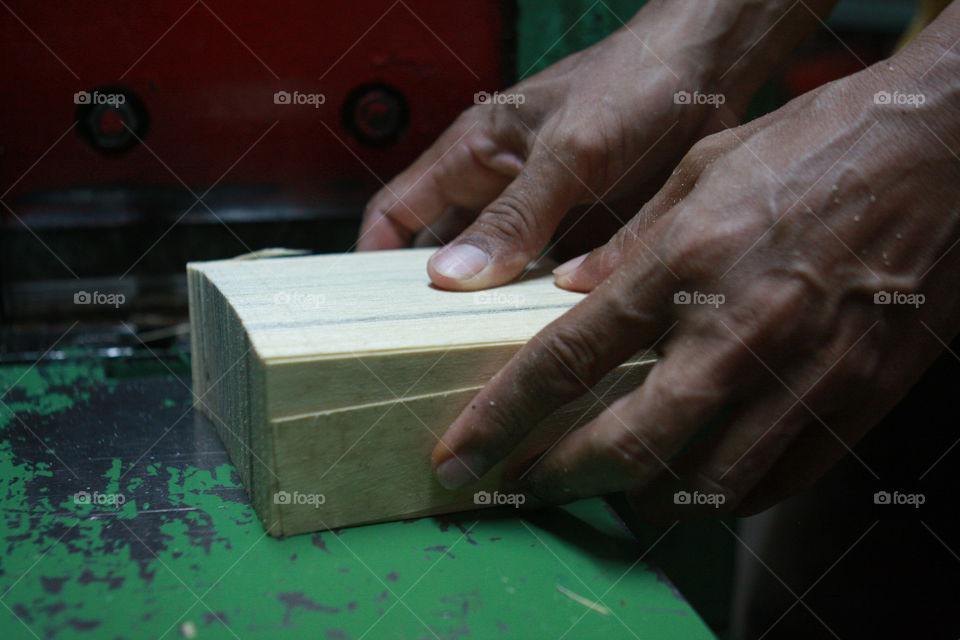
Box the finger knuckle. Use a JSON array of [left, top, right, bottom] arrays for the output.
[[533, 326, 606, 398], [459, 104, 487, 125], [553, 127, 607, 182], [564, 126, 606, 160], [473, 193, 538, 246], [718, 278, 824, 359], [665, 215, 765, 280], [651, 357, 734, 406], [676, 131, 729, 175], [604, 428, 665, 480]]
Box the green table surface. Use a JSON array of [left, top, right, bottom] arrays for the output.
[[0, 356, 715, 639]]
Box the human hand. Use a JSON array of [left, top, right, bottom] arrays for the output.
[[356, 1, 814, 289], [430, 31, 960, 519]]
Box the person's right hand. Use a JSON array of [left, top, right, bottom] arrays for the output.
[[357, 3, 754, 290]]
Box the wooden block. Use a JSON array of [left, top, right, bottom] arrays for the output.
[[188, 249, 655, 536]]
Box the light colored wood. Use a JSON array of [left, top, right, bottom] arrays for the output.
[[188, 248, 655, 536]]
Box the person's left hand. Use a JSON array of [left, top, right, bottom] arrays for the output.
[[430, 50, 960, 520]]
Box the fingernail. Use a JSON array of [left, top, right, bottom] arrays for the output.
[[435, 451, 485, 490], [553, 254, 586, 278], [431, 244, 489, 281]]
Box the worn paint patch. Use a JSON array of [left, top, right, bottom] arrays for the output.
[[1, 358, 714, 640]]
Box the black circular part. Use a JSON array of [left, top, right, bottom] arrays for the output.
[[341, 83, 409, 147], [75, 85, 150, 155]]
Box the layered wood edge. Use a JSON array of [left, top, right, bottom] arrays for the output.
[[188, 251, 658, 535]]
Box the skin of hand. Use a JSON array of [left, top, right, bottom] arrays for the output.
[[430, 7, 960, 521], [358, 0, 837, 290]]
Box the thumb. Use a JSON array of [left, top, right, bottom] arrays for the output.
[[553, 211, 663, 293], [427, 146, 584, 290], [553, 146, 712, 292]]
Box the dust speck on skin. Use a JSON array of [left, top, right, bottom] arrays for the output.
[[870, 194, 877, 202]]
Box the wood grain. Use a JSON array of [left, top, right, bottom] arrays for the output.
[[188, 248, 655, 535]]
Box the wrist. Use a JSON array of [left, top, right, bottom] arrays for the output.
[[881, 3, 960, 144], [627, 0, 839, 116]]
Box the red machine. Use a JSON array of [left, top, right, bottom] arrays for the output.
[[2, 0, 511, 207], [1, 1, 513, 322]]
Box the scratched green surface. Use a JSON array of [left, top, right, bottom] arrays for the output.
[[0, 359, 714, 639]]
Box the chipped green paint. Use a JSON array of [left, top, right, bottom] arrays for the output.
[[1, 358, 714, 639]]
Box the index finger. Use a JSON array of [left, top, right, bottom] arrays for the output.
[[431, 245, 678, 490], [357, 115, 523, 251]]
